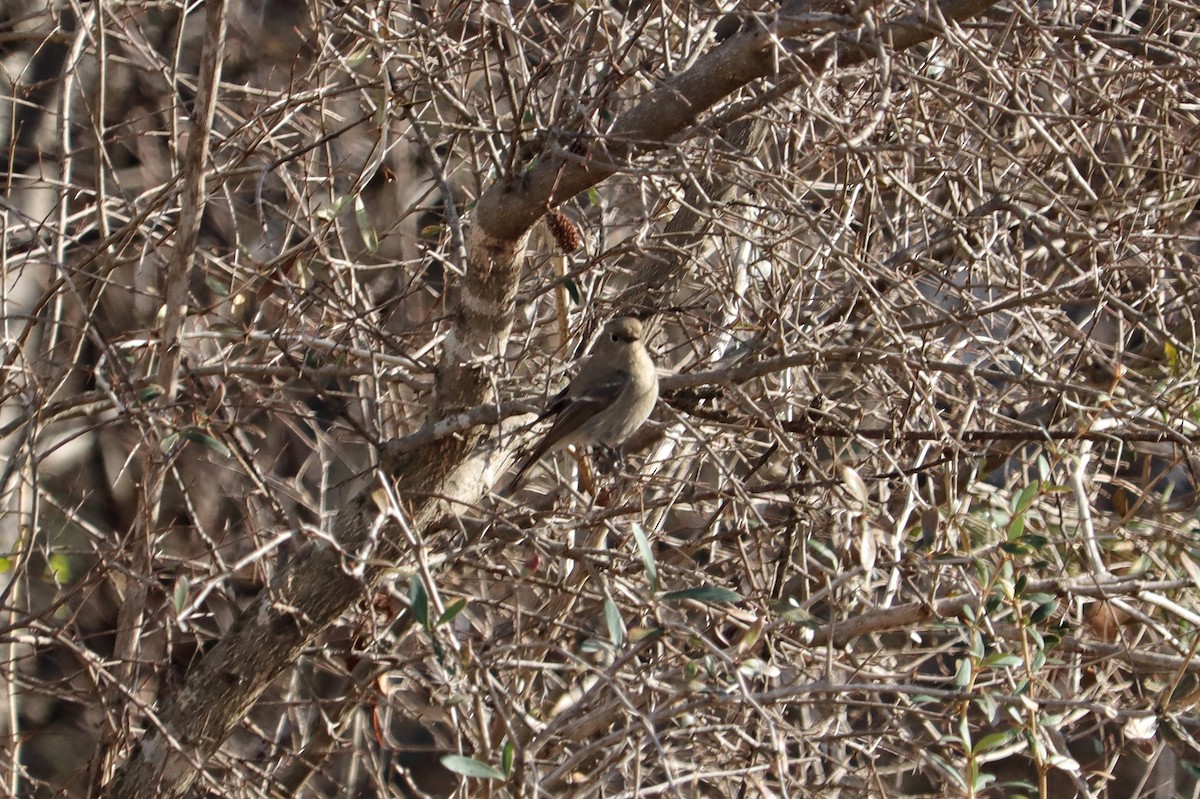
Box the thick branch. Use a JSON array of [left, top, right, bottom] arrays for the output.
[[474, 0, 1001, 242]]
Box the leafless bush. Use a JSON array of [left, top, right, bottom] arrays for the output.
[[2, 0, 1199, 796]]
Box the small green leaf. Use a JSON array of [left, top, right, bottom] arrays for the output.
[[409, 578, 429, 628], [160, 432, 180, 454], [586, 187, 601, 206], [1164, 340, 1180, 375], [436, 598, 467, 626], [0, 557, 11, 573], [440, 755, 505, 780], [316, 196, 348, 220], [138, 385, 163, 403], [173, 577, 189, 612], [631, 523, 657, 592], [953, 657, 972, 688], [501, 742, 514, 777], [980, 652, 1023, 669], [661, 586, 742, 604], [579, 637, 613, 653], [604, 597, 624, 647], [46, 553, 71, 584], [354, 194, 379, 252], [345, 45, 371, 68], [182, 428, 231, 458], [973, 691, 999, 722], [1029, 599, 1058, 624], [1013, 480, 1041, 516], [969, 629, 985, 659], [971, 768, 996, 791]]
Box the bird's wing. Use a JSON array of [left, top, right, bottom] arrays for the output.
[[541, 370, 629, 443], [505, 371, 630, 493]]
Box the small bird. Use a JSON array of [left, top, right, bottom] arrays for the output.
[[506, 317, 659, 492]]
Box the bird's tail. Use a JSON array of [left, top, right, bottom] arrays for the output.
[[503, 455, 534, 495]]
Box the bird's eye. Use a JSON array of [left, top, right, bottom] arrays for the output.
[[610, 333, 619, 342]]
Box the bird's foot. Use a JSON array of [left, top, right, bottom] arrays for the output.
[[591, 444, 624, 476]]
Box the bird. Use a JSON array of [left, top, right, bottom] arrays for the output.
[[506, 317, 659, 492]]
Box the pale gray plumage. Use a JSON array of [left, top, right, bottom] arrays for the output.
[[507, 317, 658, 491]]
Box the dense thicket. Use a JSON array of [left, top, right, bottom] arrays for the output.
[[2, 0, 1199, 796]]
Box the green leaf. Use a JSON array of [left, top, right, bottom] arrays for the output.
[[409, 578, 429, 628], [973, 691, 999, 722], [604, 597, 624, 647], [1164, 340, 1180, 375], [439, 755, 505, 780], [316, 196, 348, 220], [173, 577, 189, 612], [501, 742, 514, 777], [969, 629, 985, 659], [1013, 480, 1041, 516], [1029, 599, 1058, 624], [631, 523, 658, 592], [953, 657, 972, 688], [354, 194, 379, 252], [969, 724, 1017, 748], [661, 586, 742, 604], [436, 598, 467, 627], [345, 45, 371, 68], [46, 553, 71, 584], [980, 652, 1023, 669], [958, 714, 972, 750], [579, 637, 613, 653], [182, 428, 231, 458], [971, 768, 996, 791], [160, 432, 180, 454]]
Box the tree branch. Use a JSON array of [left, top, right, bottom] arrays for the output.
[[98, 0, 1005, 794]]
